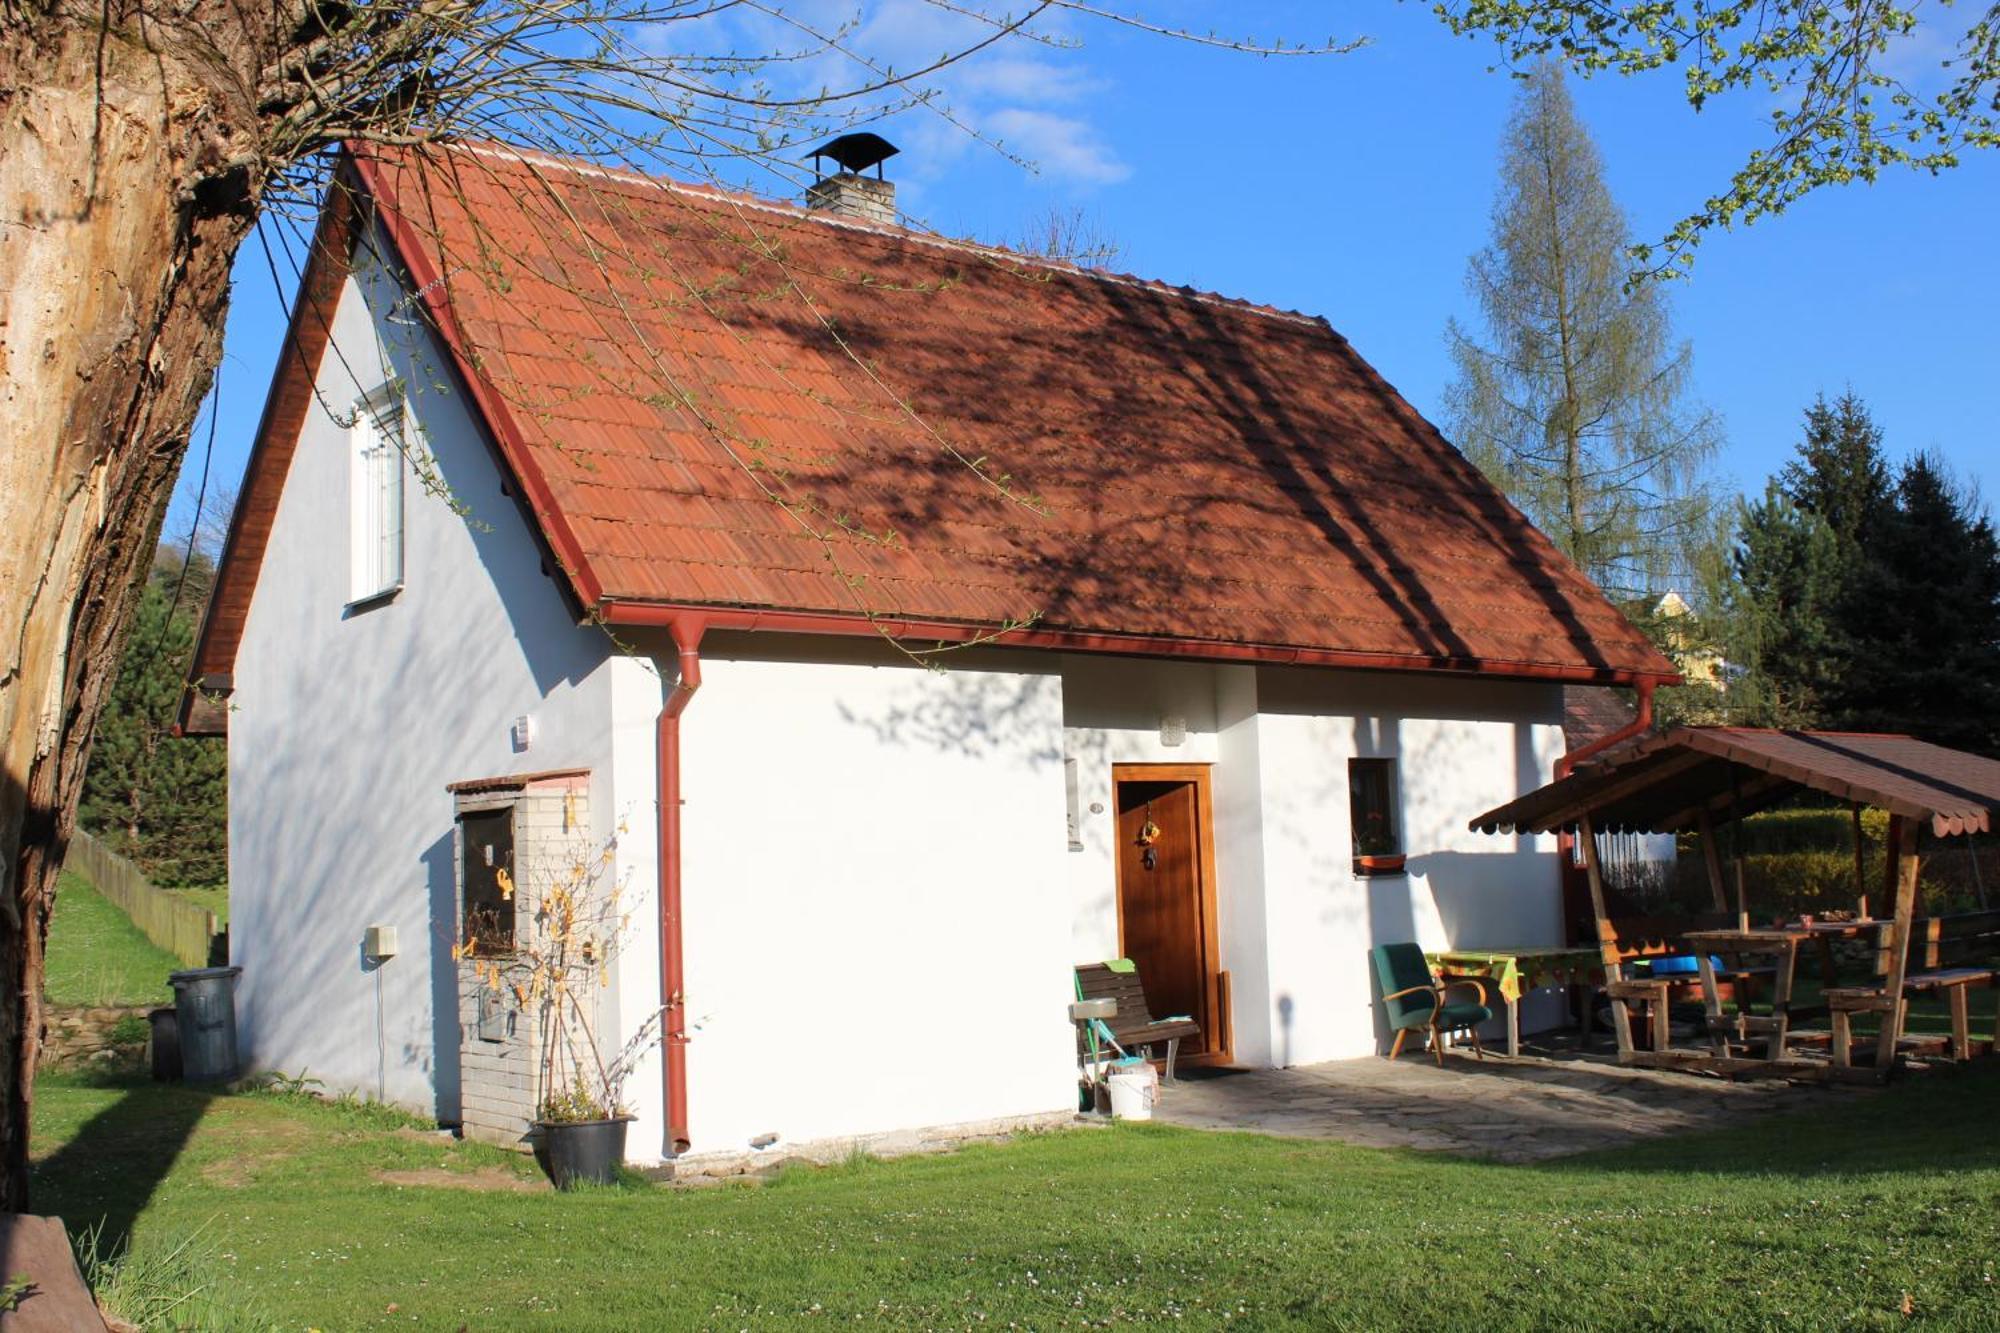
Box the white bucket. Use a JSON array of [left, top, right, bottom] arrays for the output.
[[1107, 1070, 1155, 1121]]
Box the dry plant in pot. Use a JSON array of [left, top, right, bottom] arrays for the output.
[[458, 823, 655, 1189]]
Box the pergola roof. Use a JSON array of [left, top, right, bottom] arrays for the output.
[[1470, 728, 2000, 839]]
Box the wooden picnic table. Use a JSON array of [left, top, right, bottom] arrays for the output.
[[1428, 946, 1602, 1057], [1678, 923, 1889, 1061], [1798, 919, 1890, 987]]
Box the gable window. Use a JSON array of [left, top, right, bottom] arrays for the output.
[[1348, 758, 1404, 875], [350, 384, 407, 604]]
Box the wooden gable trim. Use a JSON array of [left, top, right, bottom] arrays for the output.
[[179, 170, 363, 735]]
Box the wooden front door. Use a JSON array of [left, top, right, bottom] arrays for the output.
[[1112, 764, 1228, 1063]]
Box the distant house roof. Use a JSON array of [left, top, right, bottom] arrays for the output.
[[191, 141, 1676, 701], [1471, 728, 2000, 838]]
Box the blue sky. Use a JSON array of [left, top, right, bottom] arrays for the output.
[[170, 2, 1998, 546]]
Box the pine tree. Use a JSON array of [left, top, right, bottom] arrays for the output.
[[78, 553, 228, 887], [1723, 484, 1847, 726], [1779, 393, 1892, 551], [1445, 61, 1723, 600], [1838, 453, 2000, 752], [1720, 393, 2000, 752]]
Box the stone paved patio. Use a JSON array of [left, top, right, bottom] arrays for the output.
[[1152, 1043, 1869, 1162]]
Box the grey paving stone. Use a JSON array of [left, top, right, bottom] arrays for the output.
[[1150, 1043, 1866, 1161]]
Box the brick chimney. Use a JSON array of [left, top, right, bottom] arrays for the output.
[[804, 132, 900, 226], [807, 173, 896, 224]]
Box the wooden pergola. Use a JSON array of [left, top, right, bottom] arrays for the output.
[[1471, 728, 2000, 1074]]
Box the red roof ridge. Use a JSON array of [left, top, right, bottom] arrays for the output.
[[421, 138, 1336, 334]]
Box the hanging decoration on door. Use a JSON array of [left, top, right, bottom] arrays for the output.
[[1136, 804, 1161, 871]]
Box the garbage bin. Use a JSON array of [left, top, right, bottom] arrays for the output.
[[169, 966, 242, 1084], [148, 1007, 181, 1082]]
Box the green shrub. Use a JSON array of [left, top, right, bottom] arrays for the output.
[[1676, 805, 1890, 858], [1668, 825, 1995, 918]]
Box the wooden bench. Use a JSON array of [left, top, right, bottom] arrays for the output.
[[1898, 911, 2000, 1060], [1076, 961, 1201, 1083], [1829, 910, 2000, 1064]]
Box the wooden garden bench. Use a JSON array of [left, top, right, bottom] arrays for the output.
[[1829, 910, 2000, 1064], [1898, 911, 2000, 1060], [1075, 961, 1201, 1083]]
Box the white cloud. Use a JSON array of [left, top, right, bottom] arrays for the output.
[[664, 0, 1130, 189], [985, 108, 1132, 185], [948, 54, 1105, 106]]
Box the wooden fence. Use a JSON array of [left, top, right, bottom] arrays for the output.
[[63, 829, 218, 968]]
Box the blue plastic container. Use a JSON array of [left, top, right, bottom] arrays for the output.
[[1644, 955, 1723, 977]]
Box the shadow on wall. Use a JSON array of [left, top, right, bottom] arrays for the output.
[[1363, 877, 1420, 1054], [835, 664, 1064, 769], [229, 392, 609, 1107], [418, 831, 461, 1124], [1410, 849, 1562, 953]]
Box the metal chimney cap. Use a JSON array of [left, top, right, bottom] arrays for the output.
[[807, 132, 899, 177]]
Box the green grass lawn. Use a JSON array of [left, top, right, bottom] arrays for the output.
[[167, 882, 230, 926], [44, 871, 179, 1008], [29, 1065, 2000, 1331]]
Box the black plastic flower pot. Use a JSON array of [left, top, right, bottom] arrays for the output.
[[534, 1116, 632, 1190]]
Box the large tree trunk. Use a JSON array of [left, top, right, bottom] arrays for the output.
[[1, 12, 261, 1209]]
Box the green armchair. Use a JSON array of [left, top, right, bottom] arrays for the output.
[[1370, 942, 1493, 1064]]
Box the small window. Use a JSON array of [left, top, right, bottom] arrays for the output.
[[460, 807, 516, 956], [350, 385, 407, 604], [1348, 758, 1403, 875]]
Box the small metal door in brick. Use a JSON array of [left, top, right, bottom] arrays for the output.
[[459, 807, 515, 957]]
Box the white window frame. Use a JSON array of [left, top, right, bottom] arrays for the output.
[[349, 384, 408, 606]]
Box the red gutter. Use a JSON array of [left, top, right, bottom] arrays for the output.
[[1554, 678, 1657, 945], [601, 600, 1678, 690], [655, 616, 705, 1156], [1557, 678, 1657, 779]]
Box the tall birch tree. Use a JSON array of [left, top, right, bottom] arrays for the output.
[[1445, 62, 1722, 601]]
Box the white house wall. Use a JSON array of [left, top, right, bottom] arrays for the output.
[[225, 229, 624, 1118], [1059, 658, 1566, 1069], [649, 634, 1077, 1160], [1247, 667, 1567, 1066]]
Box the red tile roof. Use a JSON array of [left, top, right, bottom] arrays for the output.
[[195, 141, 1677, 698]]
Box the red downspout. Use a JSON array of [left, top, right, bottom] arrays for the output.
[[1555, 679, 1657, 943], [656, 616, 705, 1156], [1557, 678, 1656, 781]]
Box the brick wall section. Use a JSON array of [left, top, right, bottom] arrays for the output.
[[454, 778, 594, 1148]]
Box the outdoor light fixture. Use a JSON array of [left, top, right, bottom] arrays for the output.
[[1159, 714, 1187, 747]]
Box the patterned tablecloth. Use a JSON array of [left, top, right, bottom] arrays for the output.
[[1425, 947, 1603, 1004]]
